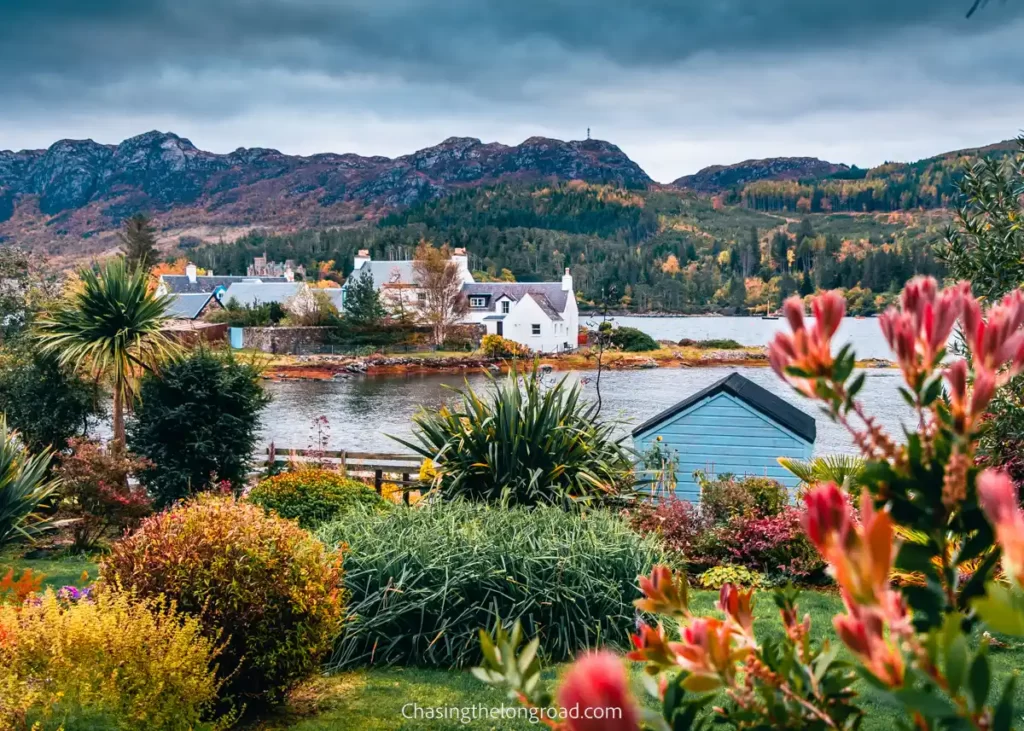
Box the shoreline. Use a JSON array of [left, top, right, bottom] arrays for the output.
[[257, 347, 895, 382]]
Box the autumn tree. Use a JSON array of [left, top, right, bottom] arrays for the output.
[[119, 214, 159, 272], [660, 254, 680, 276], [412, 242, 468, 347]]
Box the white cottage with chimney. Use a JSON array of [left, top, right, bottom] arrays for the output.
[[341, 249, 578, 353]]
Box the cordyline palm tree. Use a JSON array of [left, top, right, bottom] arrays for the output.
[[34, 258, 180, 446]]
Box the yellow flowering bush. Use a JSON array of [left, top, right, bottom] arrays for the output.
[[0, 589, 223, 730]]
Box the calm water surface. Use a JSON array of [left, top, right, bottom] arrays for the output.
[[260, 316, 908, 455], [261, 366, 912, 456], [606, 315, 893, 360]]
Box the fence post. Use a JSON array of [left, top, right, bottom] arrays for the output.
[[402, 473, 411, 505], [340, 451, 347, 475], [374, 469, 383, 495]]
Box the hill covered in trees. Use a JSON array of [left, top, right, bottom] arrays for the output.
[[193, 180, 949, 315], [689, 139, 1020, 214]]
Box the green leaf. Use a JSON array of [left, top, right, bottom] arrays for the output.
[[993, 676, 1016, 731], [944, 634, 968, 698], [972, 583, 1024, 637], [895, 541, 940, 577], [892, 688, 959, 719], [968, 650, 990, 712]]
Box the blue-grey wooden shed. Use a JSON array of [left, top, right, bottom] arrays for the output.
[[631, 372, 816, 502]]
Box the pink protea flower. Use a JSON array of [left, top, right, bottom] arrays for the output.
[[634, 565, 688, 617], [833, 592, 905, 688], [962, 289, 1024, 382], [944, 360, 996, 435], [879, 277, 968, 383], [557, 651, 640, 731], [802, 483, 894, 606], [769, 291, 846, 396], [717, 583, 755, 637], [977, 469, 1024, 588], [670, 616, 750, 691]]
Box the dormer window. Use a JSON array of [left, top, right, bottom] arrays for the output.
[[469, 296, 487, 308], [501, 300, 511, 314]]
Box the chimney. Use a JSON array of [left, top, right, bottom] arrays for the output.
[[452, 247, 470, 283], [186, 263, 198, 284], [561, 267, 573, 292], [354, 249, 371, 270]]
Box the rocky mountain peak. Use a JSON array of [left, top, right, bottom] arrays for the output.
[[672, 156, 849, 193]]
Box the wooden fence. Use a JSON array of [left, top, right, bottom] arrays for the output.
[[258, 445, 424, 504]]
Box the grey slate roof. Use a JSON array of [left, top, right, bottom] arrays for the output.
[[461, 283, 570, 312], [350, 261, 416, 290], [222, 282, 303, 307], [531, 294, 563, 321], [160, 274, 287, 294], [166, 293, 215, 320], [631, 372, 817, 443]]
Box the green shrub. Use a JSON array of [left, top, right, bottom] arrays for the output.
[[698, 473, 788, 523], [697, 564, 764, 589], [101, 496, 345, 708], [318, 501, 664, 668], [0, 344, 98, 453], [677, 338, 744, 350], [248, 468, 387, 528], [128, 349, 270, 507], [395, 367, 635, 506], [608, 326, 658, 352]]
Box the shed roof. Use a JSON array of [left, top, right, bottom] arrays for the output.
[[165, 292, 215, 319], [631, 372, 816, 443]]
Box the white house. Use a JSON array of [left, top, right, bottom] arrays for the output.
[[461, 272, 578, 353], [156, 263, 286, 298], [341, 249, 578, 353]]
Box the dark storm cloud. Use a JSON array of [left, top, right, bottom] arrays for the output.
[[1, 0, 1021, 93], [1, 0, 1023, 181]]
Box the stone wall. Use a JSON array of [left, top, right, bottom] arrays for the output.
[[241, 327, 332, 354]]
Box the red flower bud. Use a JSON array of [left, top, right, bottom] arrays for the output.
[[557, 651, 640, 731]]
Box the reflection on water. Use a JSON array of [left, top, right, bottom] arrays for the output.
[[261, 366, 913, 456], [605, 315, 894, 360]]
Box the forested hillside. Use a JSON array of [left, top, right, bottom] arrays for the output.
[[194, 181, 948, 315], [718, 139, 1019, 213]]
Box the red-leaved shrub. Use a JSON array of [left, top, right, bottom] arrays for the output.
[[714, 507, 826, 582], [627, 496, 710, 563]]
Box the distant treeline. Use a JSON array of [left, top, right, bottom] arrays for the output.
[[191, 182, 945, 315]]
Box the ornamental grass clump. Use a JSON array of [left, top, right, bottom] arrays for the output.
[[0, 588, 223, 730], [474, 278, 1024, 730], [101, 495, 345, 708], [248, 468, 388, 529], [394, 366, 635, 507], [318, 500, 665, 669]]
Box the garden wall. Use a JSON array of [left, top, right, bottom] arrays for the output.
[[241, 327, 333, 354]]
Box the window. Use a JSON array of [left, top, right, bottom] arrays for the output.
[[416, 292, 426, 303], [501, 300, 510, 314], [469, 296, 486, 308], [531, 324, 541, 336]]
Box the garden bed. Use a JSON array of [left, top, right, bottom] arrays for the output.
[[5, 547, 1023, 731]]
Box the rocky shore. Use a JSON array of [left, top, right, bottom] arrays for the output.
[[260, 347, 778, 381]]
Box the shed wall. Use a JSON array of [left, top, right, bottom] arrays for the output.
[[633, 392, 812, 502]]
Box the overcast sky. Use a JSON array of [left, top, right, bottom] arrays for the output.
[[1, 0, 1022, 182]]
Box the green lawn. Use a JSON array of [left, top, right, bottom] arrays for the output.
[[3, 546, 1023, 729]]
